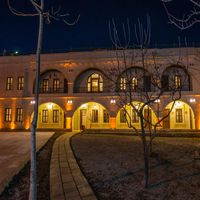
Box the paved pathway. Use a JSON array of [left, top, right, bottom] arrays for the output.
[[50, 132, 97, 200], [0, 131, 54, 194]]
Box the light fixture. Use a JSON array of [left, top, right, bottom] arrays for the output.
[[80, 103, 87, 109], [110, 99, 116, 104], [154, 99, 160, 103], [93, 105, 98, 109], [30, 100, 35, 105], [47, 103, 53, 110], [190, 98, 196, 103], [175, 101, 182, 107], [67, 100, 73, 104]]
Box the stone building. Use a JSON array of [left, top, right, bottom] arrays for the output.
[[0, 48, 199, 131]]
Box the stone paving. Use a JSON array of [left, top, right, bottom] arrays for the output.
[[0, 131, 54, 194], [50, 132, 97, 200]]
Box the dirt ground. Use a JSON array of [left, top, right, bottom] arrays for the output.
[[71, 134, 200, 200], [0, 132, 64, 200]]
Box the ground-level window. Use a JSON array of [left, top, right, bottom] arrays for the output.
[[103, 110, 109, 123], [53, 109, 59, 123], [91, 109, 98, 122], [132, 109, 139, 123], [16, 108, 23, 122], [176, 108, 183, 123], [42, 109, 48, 123], [120, 109, 126, 123], [5, 108, 12, 122]]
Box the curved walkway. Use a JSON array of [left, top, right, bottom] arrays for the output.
[[50, 132, 97, 200]]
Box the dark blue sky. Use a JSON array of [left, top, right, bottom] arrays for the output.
[[0, 0, 200, 54]]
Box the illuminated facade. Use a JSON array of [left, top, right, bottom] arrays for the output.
[[0, 48, 200, 130]]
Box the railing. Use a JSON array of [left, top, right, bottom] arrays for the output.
[[74, 84, 192, 94], [38, 87, 67, 94], [74, 86, 112, 93]]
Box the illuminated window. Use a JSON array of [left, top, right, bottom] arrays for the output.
[[53, 109, 59, 123], [87, 73, 103, 92], [103, 110, 109, 123], [91, 109, 98, 122], [176, 109, 183, 123], [6, 77, 13, 90], [174, 75, 182, 89], [120, 77, 126, 90], [17, 76, 24, 90], [120, 109, 126, 123], [53, 79, 60, 92], [42, 79, 49, 92], [132, 110, 139, 123], [42, 109, 48, 123], [132, 77, 138, 91], [5, 108, 12, 122], [16, 108, 23, 122]]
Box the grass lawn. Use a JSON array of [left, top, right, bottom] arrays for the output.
[[71, 133, 200, 200]]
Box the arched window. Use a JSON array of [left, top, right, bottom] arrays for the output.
[[162, 65, 191, 91], [87, 73, 103, 92], [132, 77, 138, 91]]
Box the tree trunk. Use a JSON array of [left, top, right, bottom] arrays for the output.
[[140, 113, 149, 188], [29, 4, 43, 200]]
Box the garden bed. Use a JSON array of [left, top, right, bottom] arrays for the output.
[[71, 133, 200, 200]]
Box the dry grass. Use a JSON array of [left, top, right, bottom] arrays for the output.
[[71, 134, 200, 200]]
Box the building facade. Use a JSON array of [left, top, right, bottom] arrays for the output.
[[0, 48, 200, 131]]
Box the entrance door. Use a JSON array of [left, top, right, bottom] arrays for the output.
[[144, 109, 152, 129], [80, 109, 87, 130], [163, 109, 170, 129], [189, 109, 193, 129]]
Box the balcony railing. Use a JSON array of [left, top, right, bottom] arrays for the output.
[[74, 86, 112, 93], [38, 87, 67, 94]]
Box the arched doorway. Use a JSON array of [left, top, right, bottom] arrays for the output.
[[163, 101, 195, 129], [32, 102, 65, 129], [116, 101, 157, 129], [72, 102, 110, 130]]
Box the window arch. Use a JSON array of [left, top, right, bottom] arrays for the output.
[[161, 65, 191, 91], [87, 73, 103, 92]]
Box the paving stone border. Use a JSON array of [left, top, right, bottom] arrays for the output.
[[50, 132, 97, 200]]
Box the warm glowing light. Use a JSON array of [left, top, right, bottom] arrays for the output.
[[190, 98, 196, 103], [175, 101, 182, 107], [80, 103, 87, 109], [110, 99, 116, 104], [154, 99, 160, 103], [93, 105, 98, 109], [25, 116, 30, 130], [10, 122, 16, 130], [66, 117, 72, 129], [67, 100, 73, 104], [47, 103, 53, 110], [110, 117, 116, 129], [30, 100, 35, 105]]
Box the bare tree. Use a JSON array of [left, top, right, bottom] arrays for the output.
[[161, 0, 200, 30], [107, 16, 187, 188], [7, 1, 79, 199]]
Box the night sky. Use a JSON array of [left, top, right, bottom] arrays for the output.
[[0, 0, 200, 54]]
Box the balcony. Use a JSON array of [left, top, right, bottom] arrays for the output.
[[74, 86, 112, 93]]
